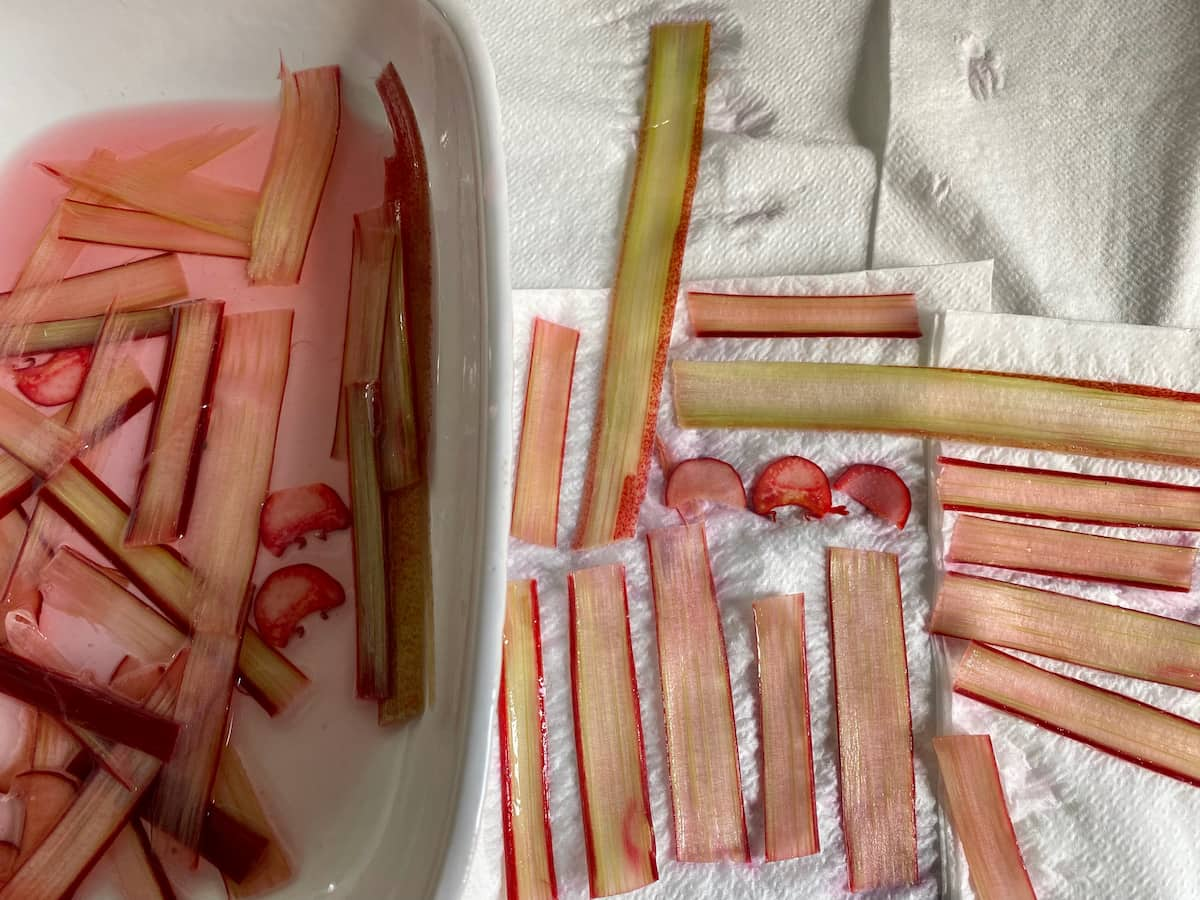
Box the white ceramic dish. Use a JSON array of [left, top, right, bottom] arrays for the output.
[[0, 1, 511, 897]]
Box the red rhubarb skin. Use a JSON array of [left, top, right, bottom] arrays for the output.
[[13, 348, 91, 407], [664, 457, 747, 511], [751, 455, 846, 519], [833, 463, 911, 529], [259, 483, 351, 557], [253, 563, 346, 648]]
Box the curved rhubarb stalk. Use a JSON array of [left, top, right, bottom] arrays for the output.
[[253, 564, 346, 649], [664, 457, 747, 514], [13, 349, 90, 407], [259, 483, 351, 558], [834, 463, 911, 529], [751, 456, 846, 519], [0, 308, 173, 359]]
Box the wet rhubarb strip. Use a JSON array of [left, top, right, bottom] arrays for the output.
[[938, 456, 1200, 530], [0, 390, 80, 480], [932, 572, 1200, 691], [58, 200, 249, 258], [686, 291, 920, 338], [932, 734, 1036, 900], [568, 564, 657, 897], [500, 580, 558, 900], [126, 300, 224, 546], [753, 594, 818, 861], [512, 319, 580, 547], [214, 747, 294, 897], [953, 642, 1200, 785], [377, 211, 419, 491], [947, 515, 1196, 591], [828, 547, 918, 891], [672, 360, 1200, 468], [248, 64, 341, 284], [379, 485, 430, 725], [109, 820, 177, 900], [576, 21, 710, 548], [646, 521, 748, 863], [0, 307, 173, 358]]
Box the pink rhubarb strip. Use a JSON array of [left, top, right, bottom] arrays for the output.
[[58, 200, 250, 258], [686, 290, 920, 338]]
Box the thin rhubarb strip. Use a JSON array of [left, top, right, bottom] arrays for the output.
[[126, 300, 224, 546], [0, 390, 80, 479], [954, 642, 1200, 785], [568, 564, 657, 896], [248, 64, 341, 284], [672, 360, 1200, 467], [109, 821, 177, 900], [932, 572, 1200, 691], [645, 521, 748, 862], [828, 547, 918, 891], [380, 486, 430, 724], [932, 735, 1036, 900], [686, 291, 921, 338], [938, 456, 1200, 530], [500, 580, 558, 900], [377, 216, 419, 490], [214, 748, 293, 897], [947, 515, 1196, 591], [753, 594, 818, 861], [0, 307, 173, 357], [0, 254, 187, 324], [575, 22, 710, 548], [512, 319, 580, 546], [58, 200, 250, 258]]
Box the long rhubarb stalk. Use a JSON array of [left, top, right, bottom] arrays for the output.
[[932, 734, 1036, 900], [933, 572, 1200, 691], [512, 319, 580, 546], [248, 64, 341, 284], [828, 547, 917, 891], [381, 487, 429, 724], [673, 360, 1200, 467], [686, 291, 920, 338], [377, 216, 419, 490], [954, 642, 1200, 785], [500, 580, 557, 900], [214, 748, 293, 897], [58, 200, 249, 258], [109, 820, 177, 899], [753, 594, 818, 861], [645, 521, 748, 862], [126, 300, 224, 546], [0, 307, 173, 358], [947, 515, 1196, 591], [568, 564, 656, 897], [575, 22, 710, 548]]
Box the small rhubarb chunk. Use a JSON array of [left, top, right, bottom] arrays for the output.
[[253, 564, 346, 649], [751, 456, 846, 519], [664, 457, 747, 513], [259, 483, 350, 557], [834, 463, 911, 528], [13, 349, 90, 407]]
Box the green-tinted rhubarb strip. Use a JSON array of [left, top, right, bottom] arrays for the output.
[[0, 307, 173, 358], [378, 222, 420, 490], [575, 22, 710, 548]]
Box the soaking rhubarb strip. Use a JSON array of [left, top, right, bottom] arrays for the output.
[[214, 748, 293, 898], [0, 254, 188, 324], [828, 547, 918, 891], [575, 22, 710, 548], [932, 735, 1035, 900], [646, 521, 748, 862], [377, 213, 419, 490], [938, 456, 1200, 530], [932, 572, 1200, 691], [109, 820, 177, 900], [512, 319, 580, 546], [568, 564, 656, 897], [947, 515, 1196, 591], [58, 200, 249, 258], [673, 360, 1200, 467], [686, 291, 921, 338], [0, 307, 173, 358], [380, 486, 430, 724], [500, 580, 558, 900], [753, 594, 818, 861], [954, 642, 1200, 785], [126, 300, 224, 546], [0, 389, 79, 479], [248, 64, 341, 284]]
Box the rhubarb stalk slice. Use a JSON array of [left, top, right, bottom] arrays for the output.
[[377, 218, 419, 490], [753, 594, 818, 861], [932, 735, 1036, 900], [381, 487, 430, 724], [258, 482, 350, 557], [686, 291, 921, 338], [253, 564, 345, 649], [932, 572, 1200, 691], [248, 64, 341, 284], [500, 580, 557, 900], [126, 300, 224, 546], [645, 521, 748, 862], [214, 748, 294, 898], [938, 456, 1200, 530], [664, 457, 746, 512], [834, 463, 911, 529], [947, 515, 1196, 591], [109, 821, 177, 900], [672, 360, 1200, 467], [0, 307, 173, 358], [827, 547, 918, 891], [58, 200, 250, 258], [575, 22, 710, 548], [512, 318, 580, 546], [568, 564, 657, 897], [0, 389, 80, 479], [954, 642, 1200, 785]]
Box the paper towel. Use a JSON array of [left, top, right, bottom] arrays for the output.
[[874, 0, 1200, 325], [463, 261, 994, 899], [931, 311, 1200, 900]]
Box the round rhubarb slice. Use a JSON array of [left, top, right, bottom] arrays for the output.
[[751, 456, 845, 519], [834, 463, 911, 529], [665, 458, 747, 512]]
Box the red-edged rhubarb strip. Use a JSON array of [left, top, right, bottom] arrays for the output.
[[938, 456, 1200, 530], [834, 463, 911, 528], [58, 200, 249, 258], [109, 821, 177, 900], [954, 642, 1200, 785], [0, 254, 188, 324], [932, 734, 1036, 900], [0, 389, 80, 479], [253, 564, 345, 649], [664, 457, 746, 514], [0, 307, 173, 358], [500, 580, 558, 900], [686, 291, 921, 338], [932, 572, 1200, 691], [575, 22, 710, 548], [752, 456, 845, 519], [828, 547, 917, 891], [568, 564, 657, 897], [126, 300, 224, 546], [646, 521, 748, 862], [248, 64, 341, 284], [753, 594, 818, 862], [672, 360, 1200, 468], [13, 349, 90, 407], [378, 214, 419, 491], [258, 482, 350, 557], [512, 318, 580, 546], [214, 748, 294, 897], [947, 515, 1196, 591]]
